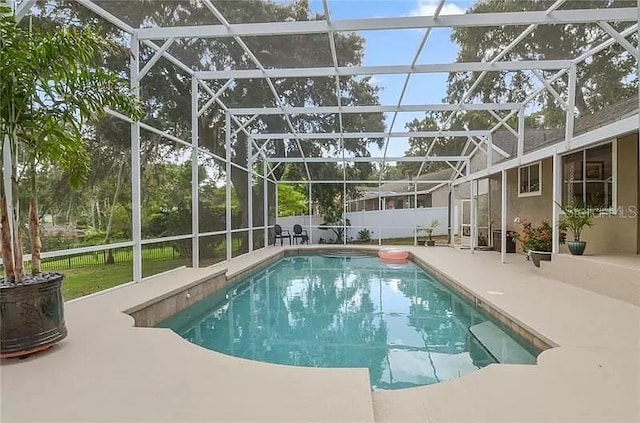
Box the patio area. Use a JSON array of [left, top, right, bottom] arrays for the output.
[[2, 1, 639, 422], [537, 252, 640, 306], [2, 246, 638, 422]]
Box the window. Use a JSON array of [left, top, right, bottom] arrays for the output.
[[518, 161, 542, 197], [562, 142, 615, 208]]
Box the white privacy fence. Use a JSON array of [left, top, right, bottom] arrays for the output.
[[277, 207, 455, 244]]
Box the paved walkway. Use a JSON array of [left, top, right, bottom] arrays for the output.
[[2, 246, 638, 422]]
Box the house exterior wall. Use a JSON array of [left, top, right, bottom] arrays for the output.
[[489, 132, 639, 255], [432, 186, 449, 207], [488, 158, 553, 252], [583, 132, 638, 255]]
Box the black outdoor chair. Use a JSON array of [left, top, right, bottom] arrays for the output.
[[292, 224, 309, 245], [274, 224, 291, 246]]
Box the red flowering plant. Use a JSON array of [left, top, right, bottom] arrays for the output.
[[511, 217, 566, 253]]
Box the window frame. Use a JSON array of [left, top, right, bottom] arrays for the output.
[[561, 139, 617, 212], [517, 160, 542, 198]]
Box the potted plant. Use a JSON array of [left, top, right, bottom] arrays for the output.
[[512, 217, 566, 267], [0, 10, 143, 358], [356, 228, 372, 244], [558, 202, 595, 256], [418, 219, 440, 246]]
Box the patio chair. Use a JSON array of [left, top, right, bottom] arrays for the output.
[[274, 224, 291, 246], [292, 224, 309, 245]]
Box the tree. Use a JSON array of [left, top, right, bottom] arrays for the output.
[[277, 184, 308, 217], [399, 113, 440, 176], [33, 1, 386, 243], [0, 6, 143, 282], [446, 0, 637, 122], [400, 112, 473, 177]]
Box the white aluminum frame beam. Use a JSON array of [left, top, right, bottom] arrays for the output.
[[198, 79, 234, 116], [15, 0, 35, 21], [251, 131, 489, 139], [75, 0, 196, 79], [227, 103, 522, 115], [130, 34, 143, 283], [532, 69, 569, 110], [455, 114, 639, 185], [139, 38, 175, 80], [419, 0, 568, 177], [488, 109, 518, 138], [379, 0, 445, 186], [136, 8, 636, 40], [598, 21, 640, 61], [321, 0, 344, 144], [195, 61, 571, 80], [456, 0, 567, 107], [279, 180, 451, 184], [201, 0, 311, 182], [264, 156, 467, 163]]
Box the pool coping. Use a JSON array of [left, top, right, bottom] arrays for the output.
[[409, 252, 556, 351], [137, 245, 547, 382], [133, 246, 553, 352]]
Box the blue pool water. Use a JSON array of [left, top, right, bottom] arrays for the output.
[[158, 254, 537, 390]]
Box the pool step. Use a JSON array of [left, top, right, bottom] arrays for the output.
[[468, 321, 536, 364]]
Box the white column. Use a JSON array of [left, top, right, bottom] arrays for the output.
[[378, 182, 382, 245], [470, 179, 475, 253], [413, 181, 418, 246], [191, 77, 200, 267], [247, 137, 253, 253], [517, 108, 525, 161], [565, 63, 577, 146], [225, 113, 232, 261], [552, 153, 562, 253], [263, 162, 268, 247], [501, 169, 507, 264], [275, 182, 279, 238], [343, 179, 347, 245], [450, 184, 456, 245], [308, 182, 312, 244], [486, 134, 493, 170], [130, 34, 142, 283]]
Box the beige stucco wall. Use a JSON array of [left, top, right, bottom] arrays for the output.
[[488, 158, 553, 252], [488, 132, 639, 255], [432, 186, 449, 207], [583, 133, 638, 255]]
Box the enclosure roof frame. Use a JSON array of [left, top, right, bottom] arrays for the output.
[[21, 0, 639, 187]]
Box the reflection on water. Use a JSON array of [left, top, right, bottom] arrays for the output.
[[158, 255, 502, 390]]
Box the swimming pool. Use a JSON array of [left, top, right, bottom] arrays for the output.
[[158, 254, 537, 390]]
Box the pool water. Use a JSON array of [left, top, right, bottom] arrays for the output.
[[158, 254, 537, 390]]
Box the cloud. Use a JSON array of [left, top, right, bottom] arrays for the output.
[[410, 0, 466, 17]]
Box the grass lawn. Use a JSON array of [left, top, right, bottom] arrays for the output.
[[58, 236, 447, 301], [349, 235, 449, 245], [61, 257, 189, 300]]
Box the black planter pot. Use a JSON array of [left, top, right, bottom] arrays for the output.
[[567, 241, 587, 256], [0, 273, 67, 358], [530, 251, 552, 268], [426, 240, 436, 246], [417, 240, 426, 246]]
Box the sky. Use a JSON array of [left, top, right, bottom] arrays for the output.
[[306, 0, 474, 157]]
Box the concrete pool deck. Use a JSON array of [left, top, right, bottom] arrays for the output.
[[1, 246, 639, 422]]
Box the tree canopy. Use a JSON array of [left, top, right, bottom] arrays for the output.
[[446, 0, 637, 118], [31, 0, 386, 232]]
